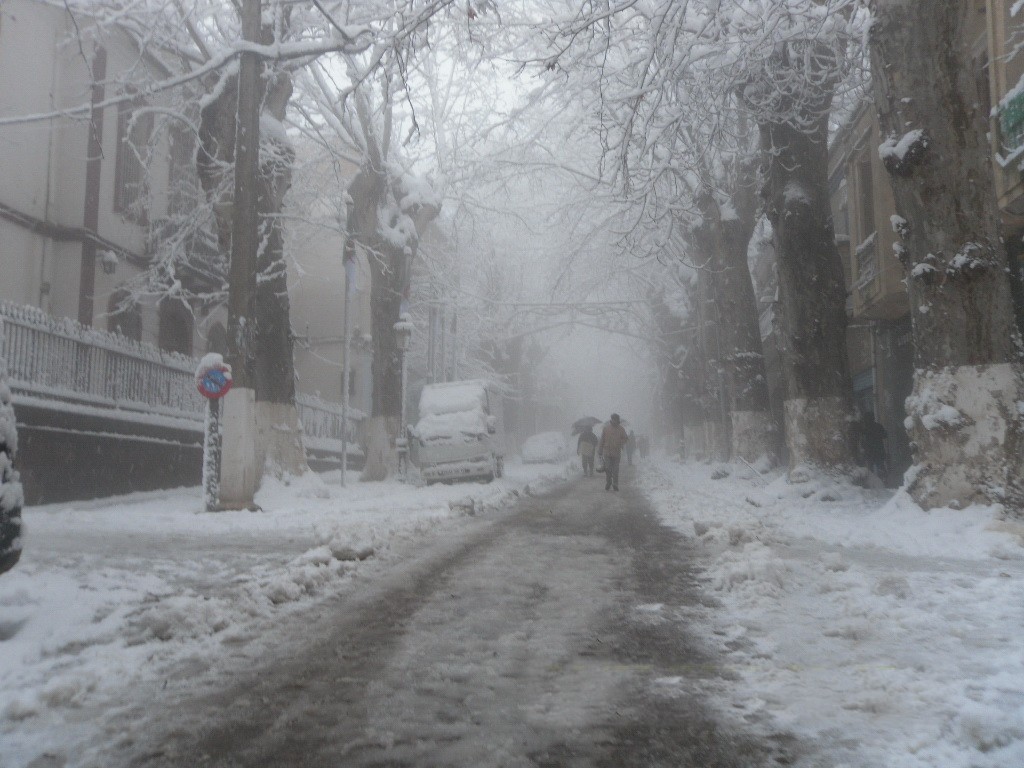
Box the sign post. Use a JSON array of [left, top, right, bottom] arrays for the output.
[[195, 355, 233, 512]]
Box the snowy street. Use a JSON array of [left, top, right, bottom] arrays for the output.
[[4, 2, 1024, 766], [4, 458, 1024, 767], [4, 463, 793, 768]]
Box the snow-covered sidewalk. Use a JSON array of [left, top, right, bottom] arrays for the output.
[[639, 458, 1024, 768], [0, 461, 571, 766]]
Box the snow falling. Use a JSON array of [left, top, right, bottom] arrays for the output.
[[3, 1, 1024, 766]]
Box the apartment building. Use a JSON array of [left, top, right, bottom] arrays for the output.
[[0, 0, 373, 413], [0, 0, 213, 351], [826, 0, 1021, 484]]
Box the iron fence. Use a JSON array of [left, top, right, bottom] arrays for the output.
[[0, 302, 360, 449]]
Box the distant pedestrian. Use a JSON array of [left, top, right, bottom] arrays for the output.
[[638, 435, 650, 459], [598, 413, 629, 491], [577, 425, 598, 477], [625, 430, 636, 466], [859, 411, 888, 478]]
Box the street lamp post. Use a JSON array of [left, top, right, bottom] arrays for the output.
[[394, 314, 414, 478]]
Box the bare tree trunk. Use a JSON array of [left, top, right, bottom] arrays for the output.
[[346, 168, 438, 481], [362, 239, 404, 481], [760, 113, 855, 473], [649, 290, 689, 454], [346, 170, 395, 481], [717, 215, 774, 463], [693, 168, 775, 464], [216, 0, 262, 508], [870, 0, 1024, 510], [197, 49, 306, 492], [691, 251, 730, 462], [253, 71, 306, 477]]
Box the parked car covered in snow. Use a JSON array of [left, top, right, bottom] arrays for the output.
[[410, 380, 506, 484], [520, 431, 570, 464]]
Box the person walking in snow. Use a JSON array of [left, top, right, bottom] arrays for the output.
[[598, 413, 629, 491], [625, 430, 637, 466], [577, 425, 598, 477], [641, 434, 651, 459]]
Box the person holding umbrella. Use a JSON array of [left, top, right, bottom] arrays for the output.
[[597, 413, 629, 491]]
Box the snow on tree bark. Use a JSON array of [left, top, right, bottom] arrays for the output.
[[869, 0, 1024, 510], [691, 166, 775, 464], [759, 112, 855, 471], [0, 322, 23, 575], [346, 166, 439, 481], [196, 47, 306, 480]]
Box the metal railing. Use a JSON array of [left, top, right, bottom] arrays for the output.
[[296, 392, 364, 453], [0, 301, 360, 449]]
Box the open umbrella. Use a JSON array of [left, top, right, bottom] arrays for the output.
[[571, 416, 601, 434]]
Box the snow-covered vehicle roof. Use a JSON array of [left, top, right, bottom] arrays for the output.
[[414, 380, 496, 442], [418, 379, 491, 418]]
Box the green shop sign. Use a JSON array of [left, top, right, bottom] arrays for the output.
[[1001, 90, 1024, 151]]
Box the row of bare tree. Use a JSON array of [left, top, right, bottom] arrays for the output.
[[551, 0, 1023, 511], [16, 1, 1021, 511]]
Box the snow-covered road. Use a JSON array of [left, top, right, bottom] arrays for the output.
[[2, 464, 790, 767], [0, 463, 569, 766], [5, 457, 1024, 767], [642, 459, 1024, 768]]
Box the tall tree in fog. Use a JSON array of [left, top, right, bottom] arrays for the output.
[[294, 2, 509, 479], [531, 0, 865, 467], [96, 0, 484, 483], [869, 1, 1024, 509], [720, 0, 864, 471], [37, 1, 380, 495]]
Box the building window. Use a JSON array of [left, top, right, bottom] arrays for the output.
[[113, 97, 153, 222], [159, 300, 193, 356], [856, 156, 875, 239], [835, 201, 850, 241], [106, 288, 142, 341], [167, 125, 198, 216]]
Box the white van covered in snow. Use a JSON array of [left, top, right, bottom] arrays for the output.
[[410, 380, 505, 484]]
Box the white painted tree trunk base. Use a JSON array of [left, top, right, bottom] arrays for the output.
[[703, 420, 729, 462], [731, 410, 776, 465], [904, 363, 1024, 510], [784, 396, 852, 476], [219, 387, 260, 508], [361, 416, 395, 482], [255, 401, 308, 479]]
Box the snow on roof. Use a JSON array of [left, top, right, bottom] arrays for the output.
[[415, 381, 496, 441], [418, 380, 491, 417]]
